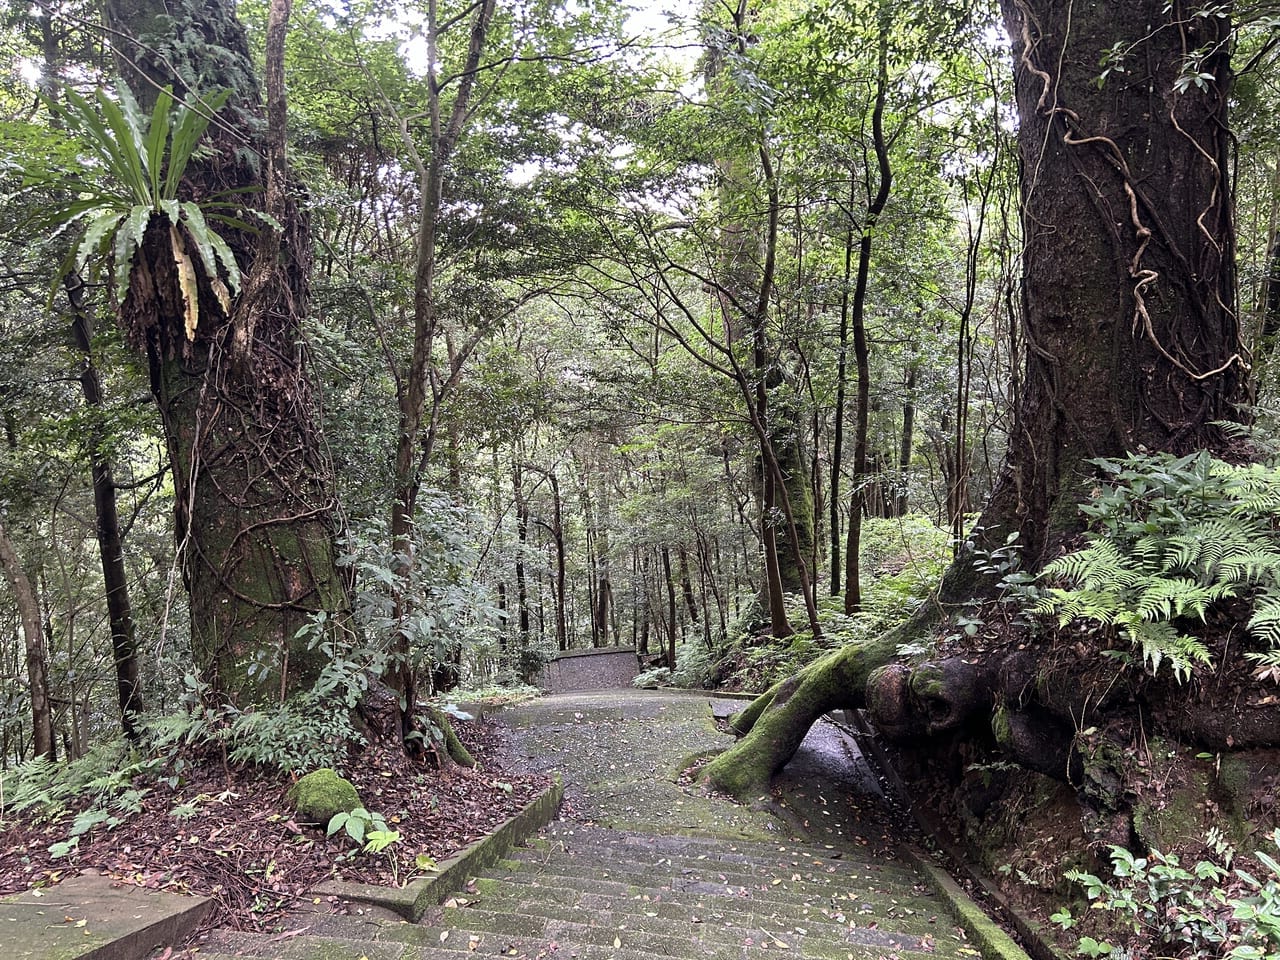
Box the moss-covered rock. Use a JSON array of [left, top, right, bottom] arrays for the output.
[[288, 768, 360, 824]]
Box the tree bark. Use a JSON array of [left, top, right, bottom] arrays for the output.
[[65, 274, 143, 738], [952, 0, 1246, 583], [106, 0, 348, 704], [0, 520, 55, 760]]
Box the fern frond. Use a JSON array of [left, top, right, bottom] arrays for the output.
[[1036, 587, 1123, 626], [1041, 539, 1141, 590], [1160, 534, 1202, 573], [1120, 619, 1211, 683], [1248, 589, 1280, 650], [1133, 577, 1218, 622], [1229, 463, 1280, 515]]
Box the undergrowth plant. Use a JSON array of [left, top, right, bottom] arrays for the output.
[[1035, 451, 1280, 681], [706, 515, 951, 691], [1051, 829, 1280, 959]]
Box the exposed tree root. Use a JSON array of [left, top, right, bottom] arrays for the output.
[[702, 633, 900, 799], [426, 706, 477, 768]]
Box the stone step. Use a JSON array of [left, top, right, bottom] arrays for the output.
[[458, 874, 956, 940], [466, 873, 952, 945], [200, 927, 413, 959], [540, 822, 890, 870], [2, 874, 211, 960], [430, 901, 960, 958], [201, 925, 666, 960], [333, 917, 960, 960], [484, 854, 928, 907], [513, 840, 924, 891]]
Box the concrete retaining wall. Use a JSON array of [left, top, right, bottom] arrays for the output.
[[540, 647, 640, 692]]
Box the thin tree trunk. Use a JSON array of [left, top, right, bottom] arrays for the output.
[[524, 464, 566, 651], [678, 548, 700, 628], [845, 18, 892, 616], [64, 274, 143, 739], [661, 546, 678, 667], [512, 461, 531, 650], [830, 190, 856, 596], [390, 0, 496, 717], [0, 521, 54, 760], [897, 363, 917, 516]]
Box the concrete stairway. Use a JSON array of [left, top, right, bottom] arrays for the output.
[[194, 821, 982, 960]]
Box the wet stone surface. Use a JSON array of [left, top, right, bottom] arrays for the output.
[[493, 690, 907, 854]]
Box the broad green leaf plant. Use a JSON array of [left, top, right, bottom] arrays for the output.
[[28, 81, 250, 338]]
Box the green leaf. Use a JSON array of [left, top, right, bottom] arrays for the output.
[[325, 811, 349, 837], [113, 205, 154, 302], [363, 829, 400, 854], [181, 201, 241, 293], [76, 209, 126, 272], [166, 89, 232, 199], [344, 815, 366, 844], [93, 88, 151, 203], [143, 86, 174, 202]]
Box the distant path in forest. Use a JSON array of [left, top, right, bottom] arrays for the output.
[[494, 689, 895, 849]]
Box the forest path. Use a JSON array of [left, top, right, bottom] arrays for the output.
[[196, 690, 1028, 960]]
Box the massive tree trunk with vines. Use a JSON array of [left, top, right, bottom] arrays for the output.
[[107, 0, 348, 703], [704, 0, 1248, 809], [949, 0, 1245, 581]]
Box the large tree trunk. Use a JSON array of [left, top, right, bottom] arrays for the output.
[[705, 0, 1247, 801], [950, 0, 1246, 586], [107, 0, 348, 704]]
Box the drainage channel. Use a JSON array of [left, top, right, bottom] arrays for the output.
[[823, 709, 1069, 960]]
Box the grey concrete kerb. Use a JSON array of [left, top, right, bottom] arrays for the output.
[[908, 852, 1036, 960], [0, 873, 211, 960], [312, 774, 564, 921]]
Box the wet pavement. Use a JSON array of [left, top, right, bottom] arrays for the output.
[[492, 689, 906, 854]]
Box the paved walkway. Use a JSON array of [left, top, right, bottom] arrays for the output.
[[188, 690, 1024, 960]]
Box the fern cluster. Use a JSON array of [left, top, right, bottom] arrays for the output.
[[1037, 451, 1280, 681]]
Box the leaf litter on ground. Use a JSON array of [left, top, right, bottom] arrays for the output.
[[0, 717, 548, 935]]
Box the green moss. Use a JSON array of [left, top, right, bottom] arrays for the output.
[[911, 662, 946, 700], [1133, 778, 1208, 851], [728, 683, 779, 734], [288, 768, 360, 824], [990, 705, 1012, 746], [1217, 754, 1250, 800]]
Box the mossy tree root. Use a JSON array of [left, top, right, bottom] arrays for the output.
[[729, 683, 779, 734], [426, 707, 476, 767], [703, 635, 899, 800]]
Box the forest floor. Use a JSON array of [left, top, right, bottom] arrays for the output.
[[0, 714, 549, 936]]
